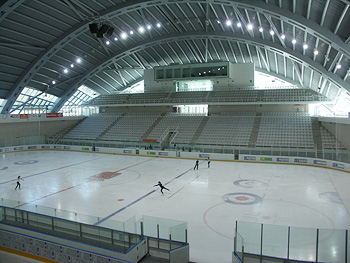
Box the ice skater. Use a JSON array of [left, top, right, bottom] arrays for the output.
[[15, 176, 23, 190], [207, 157, 211, 168], [194, 159, 199, 170], [154, 181, 170, 194]]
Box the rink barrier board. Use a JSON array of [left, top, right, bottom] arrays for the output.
[[0, 245, 59, 263], [0, 144, 349, 173]]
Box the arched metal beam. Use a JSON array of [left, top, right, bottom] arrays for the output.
[[51, 31, 350, 112], [3, 0, 348, 113]]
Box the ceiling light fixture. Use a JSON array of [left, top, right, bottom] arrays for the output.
[[156, 23, 161, 28], [259, 27, 263, 32], [281, 34, 286, 39], [121, 32, 127, 39], [226, 20, 232, 26], [313, 50, 319, 55], [269, 29, 274, 35], [237, 22, 242, 27], [303, 44, 308, 49], [292, 38, 297, 44], [247, 23, 253, 30], [138, 26, 145, 33]]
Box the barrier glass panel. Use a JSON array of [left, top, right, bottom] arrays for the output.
[[234, 231, 244, 261], [169, 222, 187, 242], [289, 227, 316, 262], [55, 209, 77, 221], [99, 219, 124, 232], [318, 229, 346, 263], [124, 216, 136, 233], [262, 224, 288, 258], [78, 213, 99, 225], [236, 221, 261, 254]]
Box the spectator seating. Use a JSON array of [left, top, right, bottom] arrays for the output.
[[101, 112, 161, 142], [64, 114, 120, 140], [255, 112, 314, 148], [196, 113, 256, 146]]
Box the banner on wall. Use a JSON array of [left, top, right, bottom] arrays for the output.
[[143, 139, 157, 143], [244, 156, 256, 161], [260, 157, 272, 161], [294, 158, 307, 163], [313, 160, 326, 166], [20, 114, 29, 119], [332, 163, 345, 169], [123, 150, 132, 154], [158, 152, 168, 156], [276, 157, 289, 162], [46, 113, 63, 118]]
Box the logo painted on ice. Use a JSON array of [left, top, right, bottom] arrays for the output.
[[244, 156, 256, 161], [332, 163, 345, 169], [313, 160, 326, 165], [294, 158, 307, 163], [276, 158, 289, 162]]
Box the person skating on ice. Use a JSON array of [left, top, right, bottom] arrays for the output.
[[154, 181, 169, 194], [194, 159, 199, 170], [15, 176, 23, 190], [207, 157, 211, 168]]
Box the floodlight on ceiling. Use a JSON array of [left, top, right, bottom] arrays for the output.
[[237, 22, 242, 27], [292, 38, 297, 44], [76, 58, 82, 63], [259, 27, 263, 32], [225, 20, 232, 26], [147, 25, 152, 30], [138, 26, 145, 33], [156, 23, 161, 28], [281, 34, 286, 39], [247, 23, 253, 30], [269, 29, 274, 35], [121, 32, 128, 39], [314, 50, 319, 55], [303, 44, 308, 49]]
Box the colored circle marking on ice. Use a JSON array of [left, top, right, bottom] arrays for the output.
[[0, 167, 8, 170], [222, 192, 263, 205], [234, 179, 267, 188], [14, 160, 39, 165]]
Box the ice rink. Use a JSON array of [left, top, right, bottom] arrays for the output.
[[1, 150, 350, 263]]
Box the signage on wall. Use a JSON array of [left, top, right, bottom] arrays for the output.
[[276, 158, 289, 162], [313, 160, 326, 166], [294, 158, 307, 163], [123, 150, 132, 154], [332, 163, 345, 169], [260, 157, 272, 161], [244, 156, 256, 161], [158, 152, 168, 156]]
